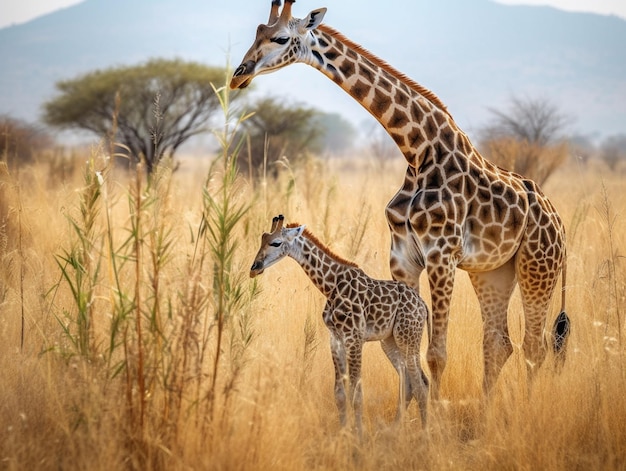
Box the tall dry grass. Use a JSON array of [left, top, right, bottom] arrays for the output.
[[0, 126, 625, 469]]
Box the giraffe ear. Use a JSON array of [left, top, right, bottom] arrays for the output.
[[299, 8, 327, 33]]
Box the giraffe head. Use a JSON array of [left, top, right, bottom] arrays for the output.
[[250, 214, 305, 278], [230, 0, 327, 90]]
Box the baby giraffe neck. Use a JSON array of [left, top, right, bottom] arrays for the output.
[[288, 234, 354, 298]]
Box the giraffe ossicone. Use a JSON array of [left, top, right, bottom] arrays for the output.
[[235, 1, 570, 399], [251, 215, 430, 435]]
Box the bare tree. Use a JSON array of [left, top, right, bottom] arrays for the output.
[[483, 96, 570, 146], [479, 96, 571, 185], [600, 134, 626, 171]]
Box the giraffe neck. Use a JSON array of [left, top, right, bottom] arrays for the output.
[[306, 24, 462, 167], [288, 231, 359, 298]]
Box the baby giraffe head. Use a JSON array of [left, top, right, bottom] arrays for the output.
[[250, 214, 305, 278]]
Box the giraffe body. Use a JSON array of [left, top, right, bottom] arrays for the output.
[[234, 1, 570, 398], [251, 215, 429, 434]]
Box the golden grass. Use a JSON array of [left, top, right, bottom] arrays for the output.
[[0, 149, 625, 470]]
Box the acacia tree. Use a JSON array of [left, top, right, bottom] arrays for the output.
[[479, 96, 571, 185], [241, 97, 323, 177], [43, 59, 234, 173]]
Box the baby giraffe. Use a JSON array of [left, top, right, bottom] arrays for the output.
[[250, 215, 429, 435]]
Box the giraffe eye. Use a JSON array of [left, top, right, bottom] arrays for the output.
[[271, 37, 289, 45], [269, 241, 282, 247]]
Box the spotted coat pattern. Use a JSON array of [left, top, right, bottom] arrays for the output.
[[250, 215, 429, 434]]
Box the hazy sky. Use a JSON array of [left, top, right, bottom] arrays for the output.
[[1, 0, 626, 28], [1, 0, 79, 28]]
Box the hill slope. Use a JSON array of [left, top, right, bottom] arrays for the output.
[[1, 0, 625, 139]]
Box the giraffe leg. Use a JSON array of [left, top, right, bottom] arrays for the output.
[[516, 211, 565, 383], [425, 261, 455, 400], [407, 339, 429, 427], [380, 337, 411, 421], [468, 260, 517, 395], [382, 301, 428, 425], [345, 338, 364, 437], [521, 300, 549, 383], [516, 256, 561, 383], [329, 333, 348, 428], [391, 338, 429, 427], [410, 355, 429, 427]]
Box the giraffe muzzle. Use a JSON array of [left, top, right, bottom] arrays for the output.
[[230, 61, 256, 89], [250, 260, 265, 278]]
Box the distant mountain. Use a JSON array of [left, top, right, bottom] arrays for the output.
[[1, 0, 625, 141]]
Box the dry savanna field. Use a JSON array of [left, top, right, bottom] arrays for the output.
[[0, 126, 625, 470]]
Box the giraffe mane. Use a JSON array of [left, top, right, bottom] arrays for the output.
[[318, 24, 453, 119], [287, 222, 360, 268]]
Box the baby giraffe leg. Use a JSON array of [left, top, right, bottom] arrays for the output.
[[381, 337, 413, 421], [329, 334, 348, 428], [345, 338, 364, 437], [394, 297, 429, 427], [409, 353, 429, 427]]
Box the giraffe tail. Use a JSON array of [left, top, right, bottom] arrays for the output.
[[552, 250, 570, 362], [552, 311, 570, 354]]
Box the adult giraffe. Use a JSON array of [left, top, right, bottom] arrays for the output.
[[231, 0, 570, 397]]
